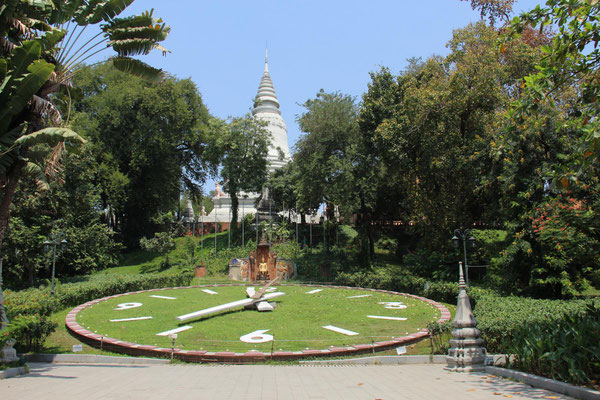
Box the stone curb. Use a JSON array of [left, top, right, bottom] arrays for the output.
[[65, 284, 451, 363], [23, 354, 169, 365], [300, 354, 447, 365], [0, 366, 27, 379], [486, 366, 600, 400], [300, 354, 516, 366]]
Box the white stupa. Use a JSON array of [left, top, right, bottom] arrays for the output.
[[206, 50, 291, 223], [253, 49, 291, 172]]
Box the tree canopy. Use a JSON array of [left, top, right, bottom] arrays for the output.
[[72, 63, 217, 246], [214, 115, 270, 242]]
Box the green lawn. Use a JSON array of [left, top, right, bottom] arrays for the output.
[[42, 308, 127, 356], [74, 285, 442, 353], [99, 231, 248, 276]]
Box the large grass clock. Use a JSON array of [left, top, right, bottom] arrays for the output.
[[67, 284, 450, 362]]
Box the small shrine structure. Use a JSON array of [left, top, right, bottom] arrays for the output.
[[228, 235, 295, 282]]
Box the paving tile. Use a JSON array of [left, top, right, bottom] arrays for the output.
[[0, 363, 579, 400]]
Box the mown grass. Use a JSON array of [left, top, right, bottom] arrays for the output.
[[75, 285, 441, 353], [40, 308, 129, 357]]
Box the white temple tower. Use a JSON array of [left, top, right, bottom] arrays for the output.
[[253, 49, 291, 173], [207, 51, 291, 223]]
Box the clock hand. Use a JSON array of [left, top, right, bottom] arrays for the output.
[[175, 291, 285, 322], [250, 276, 280, 299]]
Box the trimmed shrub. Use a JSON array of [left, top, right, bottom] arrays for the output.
[[335, 268, 473, 304], [4, 272, 193, 320], [473, 294, 597, 353]]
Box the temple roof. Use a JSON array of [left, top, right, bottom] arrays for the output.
[[252, 49, 281, 116]]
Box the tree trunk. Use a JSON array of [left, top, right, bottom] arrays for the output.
[[0, 158, 25, 333], [28, 263, 34, 287], [0, 158, 25, 250], [229, 188, 239, 243]]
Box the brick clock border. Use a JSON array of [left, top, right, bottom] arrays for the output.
[[65, 284, 451, 362]]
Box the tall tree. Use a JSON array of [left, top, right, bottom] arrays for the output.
[[294, 90, 382, 259], [214, 115, 270, 242], [2, 147, 121, 289], [504, 0, 600, 182], [358, 22, 545, 247], [489, 0, 600, 297], [0, 0, 170, 247], [295, 90, 360, 214], [0, 0, 169, 340], [460, 0, 515, 25], [72, 64, 217, 247]]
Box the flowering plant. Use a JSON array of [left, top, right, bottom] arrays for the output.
[[529, 195, 600, 297]]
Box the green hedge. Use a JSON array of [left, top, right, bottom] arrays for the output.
[[334, 269, 598, 357], [334, 268, 490, 305], [5, 272, 194, 319], [473, 293, 598, 353]]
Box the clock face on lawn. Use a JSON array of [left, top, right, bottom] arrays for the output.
[[73, 285, 445, 355]]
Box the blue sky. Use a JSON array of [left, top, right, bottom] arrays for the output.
[[89, 0, 543, 193]]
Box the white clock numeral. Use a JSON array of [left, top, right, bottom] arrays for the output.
[[114, 302, 143, 310], [240, 329, 273, 343], [378, 301, 407, 309]]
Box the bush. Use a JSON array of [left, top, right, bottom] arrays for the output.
[[4, 272, 194, 320], [508, 303, 600, 386], [200, 241, 258, 276], [295, 246, 356, 281], [427, 320, 452, 354], [376, 236, 397, 251], [8, 314, 57, 352], [140, 232, 176, 268], [473, 293, 596, 353], [491, 195, 600, 299], [334, 268, 473, 304], [471, 229, 508, 263], [401, 249, 455, 281]]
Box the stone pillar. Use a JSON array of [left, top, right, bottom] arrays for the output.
[[446, 262, 486, 372]]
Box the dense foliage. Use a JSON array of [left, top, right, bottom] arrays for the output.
[[72, 64, 218, 247], [473, 293, 597, 353], [2, 149, 121, 289], [508, 304, 600, 386], [272, 14, 600, 298], [0, 0, 170, 249], [212, 115, 270, 243], [506, 0, 600, 178]]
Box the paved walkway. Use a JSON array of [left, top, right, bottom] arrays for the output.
[[1, 363, 575, 400]]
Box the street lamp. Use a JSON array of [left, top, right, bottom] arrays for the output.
[[451, 229, 476, 286], [44, 232, 67, 295]]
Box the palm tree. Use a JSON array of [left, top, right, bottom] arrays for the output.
[[0, 0, 171, 247], [0, 0, 170, 346]]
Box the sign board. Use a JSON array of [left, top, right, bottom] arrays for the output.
[[72, 344, 83, 352]]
